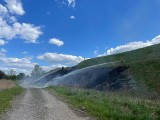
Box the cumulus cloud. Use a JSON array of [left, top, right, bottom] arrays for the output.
[[100, 35, 160, 56], [67, 0, 76, 8], [0, 17, 43, 43], [37, 52, 84, 65], [0, 0, 43, 43], [5, 0, 25, 15], [8, 16, 17, 23], [0, 48, 7, 56], [0, 39, 6, 45], [41, 64, 66, 72], [0, 49, 37, 75], [70, 15, 75, 19], [13, 22, 43, 43], [0, 56, 37, 75], [0, 54, 64, 75], [0, 4, 8, 14], [0, 48, 7, 52], [55, 0, 76, 8], [49, 38, 64, 47]]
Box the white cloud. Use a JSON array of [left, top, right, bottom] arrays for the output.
[[55, 0, 76, 8], [0, 39, 6, 45], [49, 38, 64, 47], [0, 54, 66, 75], [0, 51, 83, 74], [0, 48, 7, 53], [0, 17, 14, 39], [0, 4, 8, 14], [41, 64, 66, 72], [13, 22, 43, 43], [0, 48, 7, 52], [100, 35, 160, 56], [37, 52, 84, 65], [5, 0, 25, 15], [0, 17, 43, 43], [0, 56, 36, 75], [70, 15, 75, 19], [8, 16, 17, 22], [0, 0, 43, 43], [22, 51, 28, 54], [67, 0, 76, 8], [0, 48, 36, 75], [0, 48, 7, 56], [94, 50, 99, 56]]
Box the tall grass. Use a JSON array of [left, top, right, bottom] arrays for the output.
[[129, 59, 160, 92], [0, 86, 23, 113], [48, 86, 160, 120]]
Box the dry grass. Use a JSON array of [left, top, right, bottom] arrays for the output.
[[0, 79, 16, 90]]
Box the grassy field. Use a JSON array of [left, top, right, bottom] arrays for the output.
[[0, 80, 23, 114], [48, 86, 160, 120]]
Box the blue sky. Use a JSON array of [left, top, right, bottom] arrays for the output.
[[0, 0, 160, 74]]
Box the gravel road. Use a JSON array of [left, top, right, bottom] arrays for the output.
[[1, 89, 90, 120]]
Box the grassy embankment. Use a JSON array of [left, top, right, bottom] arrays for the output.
[[48, 86, 160, 120], [48, 44, 160, 120], [76, 44, 160, 92], [0, 80, 23, 114]]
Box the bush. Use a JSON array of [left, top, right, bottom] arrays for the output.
[[0, 70, 6, 79]]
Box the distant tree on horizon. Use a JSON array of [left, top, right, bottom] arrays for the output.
[[9, 69, 16, 76], [0, 70, 6, 79], [17, 73, 26, 80], [31, 65, 44, 77]]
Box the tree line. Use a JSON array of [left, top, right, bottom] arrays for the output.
[[0, 65, 45, 81], [0, 70, 26, 80]]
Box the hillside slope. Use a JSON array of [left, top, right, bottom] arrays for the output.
[[77, 44, 160, 68], [76, 44, 160, 92]]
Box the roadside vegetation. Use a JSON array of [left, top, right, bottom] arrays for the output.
[[0, 80, 16, 90], [0, 80, 23, 114], [0, 69, 26, 81], [48, 86, 160, 120]]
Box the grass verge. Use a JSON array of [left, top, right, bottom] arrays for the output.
[[0, 85, 23, 114], [48, 86, 160, 120]]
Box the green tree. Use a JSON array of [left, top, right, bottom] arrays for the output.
[[17, 73, 25, 80], [9, 69, 16, 76], [0, 70, 6, 79], [31, 65, 43, 77]]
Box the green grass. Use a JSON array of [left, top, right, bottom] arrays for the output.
[[129, 59, 160, 92], [48, 86, 160, 120], [47, 44, 160, 119], [0, 85, 23, 114], [75, 44, 160, 92], [77, 44, 160, 69]]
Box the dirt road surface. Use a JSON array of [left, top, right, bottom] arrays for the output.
[[1, 89, 90, 120]]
